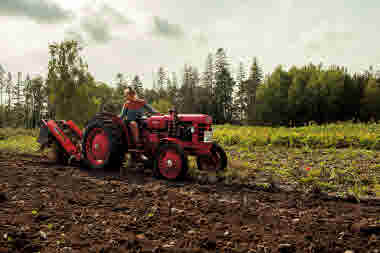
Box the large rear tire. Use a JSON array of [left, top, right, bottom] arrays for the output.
[[82, 120, 125, 170], [154, 143, 188, 180], [196, 143, 227, 172]]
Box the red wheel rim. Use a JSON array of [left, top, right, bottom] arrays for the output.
[[158, 150, 182, 179], [199, 151, 222, 171], [85, 128, 110, 166]]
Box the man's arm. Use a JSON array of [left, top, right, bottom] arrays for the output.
[[119, 103, 128, 118], [143, 103, 160, 114]]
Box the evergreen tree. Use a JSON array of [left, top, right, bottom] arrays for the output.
[[157, 66, 167, 99], [235, 61, 247, 121], [201, 53, 215, 116], [172, 71, 178, 89], [30, 76, 45, 128], [246, 57, 263, 124], [180, 64, 192, 113], [179, 64, 200, 113], [131, 75, 144, 98], [215, 48, 228, 74], [5, 72, 13, 124], [0, 65, 5, 107], [167, 72, 179, 108], [23, 74, 32, 128], [215, 67, 235, 123], [202, 53, 214, 92], [12, 72, 25, 127], [214, 48, 235, 123], [157, 66, 166, 90]]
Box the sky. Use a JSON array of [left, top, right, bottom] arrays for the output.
[[0, 0, 379, 89]]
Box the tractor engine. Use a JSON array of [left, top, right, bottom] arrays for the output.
[[146, 109, 213, 145], [143, 109, 226, 179]]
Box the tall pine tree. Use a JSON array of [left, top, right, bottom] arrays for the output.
[[3, 72, 13, 126], [201, 53, 215, 116], [180, 64, 199, 113], [131, 75, 143, 98], [167, 72, 179, 108], [235, 61, 247, 121], [246, 57, 263, 124], [0, 65, 5, 107], [12, 72, 24, 127], [214, 48, 235, 123]]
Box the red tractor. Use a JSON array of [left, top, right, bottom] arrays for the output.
[[37, 109, 227, 180]]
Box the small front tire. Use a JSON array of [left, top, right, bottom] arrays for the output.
[[154, 143, 188, 180]]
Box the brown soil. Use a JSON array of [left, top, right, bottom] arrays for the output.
[[0, 152, 380, 253]]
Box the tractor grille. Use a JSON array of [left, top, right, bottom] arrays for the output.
[[198, 124, 211, 142]]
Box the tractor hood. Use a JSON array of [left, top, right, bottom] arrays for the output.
[[176, 114, 212, 124], [147, 114, 212, 125]]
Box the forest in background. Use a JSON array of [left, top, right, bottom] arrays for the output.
[[0, 40, 380, 128]]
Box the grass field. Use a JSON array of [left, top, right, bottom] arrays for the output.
[[0, 128, 40, 154], [1, 122, 380, 200]]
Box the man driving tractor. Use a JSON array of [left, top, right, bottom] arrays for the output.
[[119, 87, 160, 147]]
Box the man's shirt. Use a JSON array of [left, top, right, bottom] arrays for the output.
[[119, 99, 158, 121]]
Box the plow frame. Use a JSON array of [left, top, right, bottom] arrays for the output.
[[37, 119, 83, 163]]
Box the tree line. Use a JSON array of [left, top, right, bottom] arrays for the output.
[[0, 40, 380, 128]]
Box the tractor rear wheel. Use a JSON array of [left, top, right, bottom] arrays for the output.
[[154, 143, 188, 180], [197, 143, 227, 172], [82, 120, 125, 170]]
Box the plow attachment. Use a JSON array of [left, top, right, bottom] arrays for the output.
[[38, 119, 83, 164]]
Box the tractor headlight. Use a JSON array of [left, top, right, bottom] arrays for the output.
[[203, 130, 213, 142]]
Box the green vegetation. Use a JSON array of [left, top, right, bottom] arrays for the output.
[[0, 128, 40, 154], [223, 145, 380, 199], [214, 121, 380, 150], [205, 122, 380, 199], [152, 99, 173, 114]]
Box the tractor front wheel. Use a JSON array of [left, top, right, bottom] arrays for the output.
[[154, 143, 188, 180], [197, 143, 227, 172]]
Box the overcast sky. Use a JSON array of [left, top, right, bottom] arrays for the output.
[[0, 0, 379, 88]]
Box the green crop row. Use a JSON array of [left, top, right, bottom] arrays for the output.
[[0, 128, 39, 140], [213, 122, 380, 150]]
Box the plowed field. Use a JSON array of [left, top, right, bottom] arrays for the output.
[[0, 152, 379, 253]]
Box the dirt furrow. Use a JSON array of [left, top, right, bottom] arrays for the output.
[[0, 153, 379, 252]]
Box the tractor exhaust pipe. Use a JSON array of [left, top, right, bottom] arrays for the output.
[[168, 108, 178, 137]]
